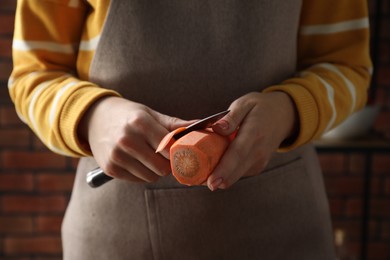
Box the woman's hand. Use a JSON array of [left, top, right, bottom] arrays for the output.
[[79, 96, 189, 183], [207, 91, 298, 191]]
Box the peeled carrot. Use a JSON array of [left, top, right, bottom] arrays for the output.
[[168, 129, 231, 186], [156, 127, 187, 154]]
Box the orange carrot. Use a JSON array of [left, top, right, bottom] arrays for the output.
[[168, 129, 231, 186], [155, 127, 187, 154]]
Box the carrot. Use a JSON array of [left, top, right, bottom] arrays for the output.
[[168, 129, 231, 186], [155, 127, 186, 154]]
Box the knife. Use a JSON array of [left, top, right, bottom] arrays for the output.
[[86, 110, 230, 188]]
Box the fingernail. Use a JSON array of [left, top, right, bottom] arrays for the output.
[[214, 120, 229, 130], [209, 177, 223, 191]]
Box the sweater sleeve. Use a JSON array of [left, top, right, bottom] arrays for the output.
[[8, 0, 119, 157], [263, 0, 372, 151]]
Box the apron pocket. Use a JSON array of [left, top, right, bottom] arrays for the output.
[[145, 157, 332, 260]]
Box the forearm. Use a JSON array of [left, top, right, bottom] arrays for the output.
[[264, 0, 371, 151], [9, 0, 119, 157]]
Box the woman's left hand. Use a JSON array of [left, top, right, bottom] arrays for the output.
[[207, 91, 298, 191]]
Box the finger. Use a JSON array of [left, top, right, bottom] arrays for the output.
[[149, 109, 193, 132], [207, 123, 269, 190], [104, 162, 149, 183], [207, 136, 249, 190], [118, 136, 171, 177], [211, 101, 252, 136], [131, 111, 189, 160], [127, 111, 169, 150], [135, 141, 172, 177], [111, 148, 162, 182], [121, 159, 161, 183], [124, 113, 172, 160], [217, 153, 268, 190]]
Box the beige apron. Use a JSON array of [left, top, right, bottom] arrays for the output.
[[62, 0, 335, 259]]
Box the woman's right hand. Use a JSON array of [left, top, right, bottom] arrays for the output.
[[79, 96, 190, 183]]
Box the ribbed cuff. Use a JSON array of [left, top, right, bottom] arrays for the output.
[[263, 84, 319, 152], [60, 85, 121, 157]]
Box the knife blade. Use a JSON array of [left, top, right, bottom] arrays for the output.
[[86, 110, 229, 188]]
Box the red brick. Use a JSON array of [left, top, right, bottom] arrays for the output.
[[0, 60, 12, 81], [1, 195, 67, 213], [0, 84, 13, 104], [379, 41, 390, 64], [372, 154, 390, 175], [0, 14, 15, 35], [69, 157, 80, 170], [371, 199, 390, 217], [318, 153, 347, 175], [37, 173, 74, 192], [0, 0, 17, 12], [0, 128, 30, 148], [35, 216, 63, 233], [377, 66, 390, 86], [368, 242, 390, 259], [381, 17, 390, 39], [371, 87, 386, 108], [4, 236, 62, 255], [383, 0, 390, 14], [347, 199, 390, 218], [345, 241, 360, 259], [324, 176, 364, 196], [326, 175, 382, 196], [348, 154, 366, 175], [2, 151, 67, 170], [0, 172, 34, 191], [345, 241, 360, 260], [374, 110, 390, 131], [385, 177, 390, 194], [0, 216, 33, 233], [0, 38, 12, 58], [33, 135, 50, 151], [346, 199, 362, 217], [328, 198, 344, 217], [368, 0, 376, 16], [0, 106, 26, 126]]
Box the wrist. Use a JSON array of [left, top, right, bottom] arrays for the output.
[[77, 96, 120, 149], [264, 91, 299, 146]]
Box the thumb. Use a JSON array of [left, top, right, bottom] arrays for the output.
[[150, 110, 194, 131], [212, 108, 244, 136]]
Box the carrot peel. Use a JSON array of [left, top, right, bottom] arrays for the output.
[[155, 127, 187, 154]]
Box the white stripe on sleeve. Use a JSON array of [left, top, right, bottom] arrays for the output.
[[49, 81, 78, 127], [13, 40, 74, 54], [28, 80, 74, 156], [316, 63, 357, 113], [300, 71, 337, 132], [28, 81, 51, 134], [79, 35, 100, 51], [68, 0, 79, 7], [316, 76, 337, 132], [7, 77, 14, 89], [300, 18, 369, 35]]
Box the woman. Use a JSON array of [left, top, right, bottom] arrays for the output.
[[9, 0, 371, 259]]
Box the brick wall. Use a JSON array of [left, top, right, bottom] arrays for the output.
[[0, 0, 389, 259], [1, 1, 77, 259], [324, 1, 390, 259]]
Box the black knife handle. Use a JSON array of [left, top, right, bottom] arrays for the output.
[[86, 167, 113, 188]]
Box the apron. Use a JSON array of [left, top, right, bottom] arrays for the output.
[[62, 0, 335, 259]]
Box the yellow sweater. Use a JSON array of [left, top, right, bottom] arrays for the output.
[[9, 0, 372, 157]]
